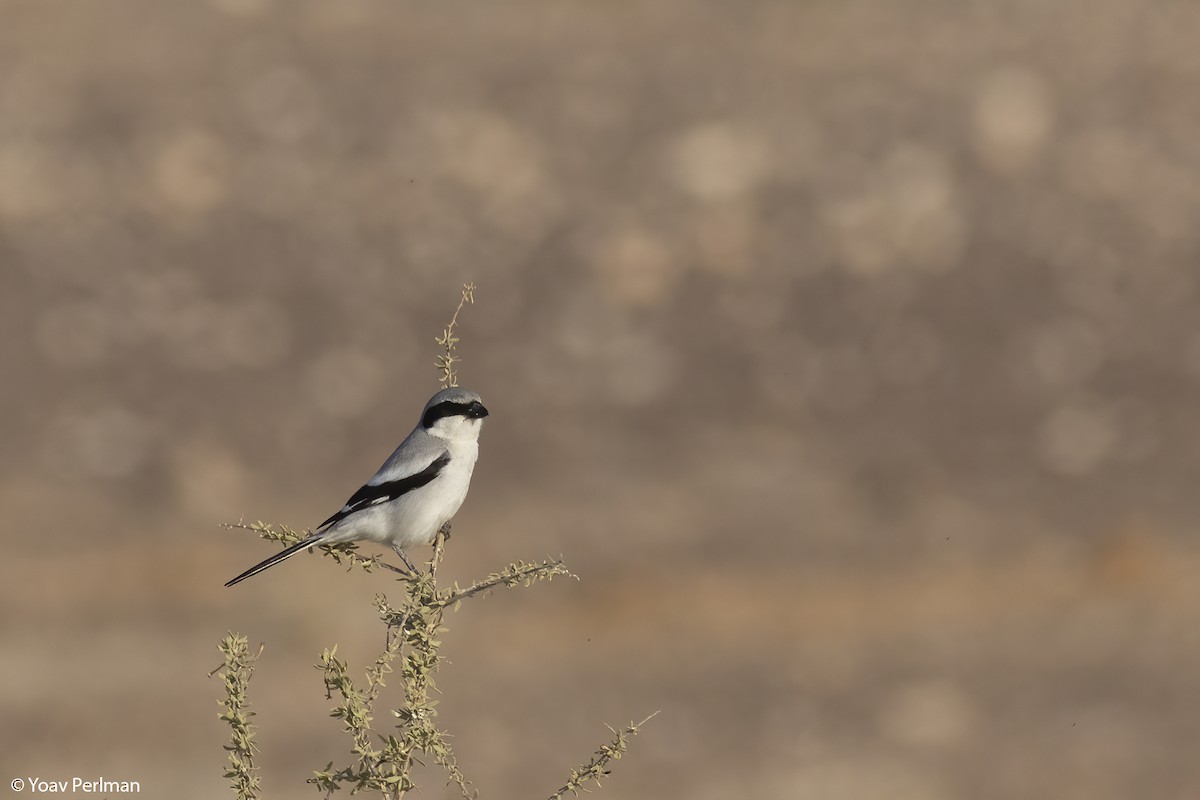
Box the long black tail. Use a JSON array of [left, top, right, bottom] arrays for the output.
[[225, 536, 322, 587]]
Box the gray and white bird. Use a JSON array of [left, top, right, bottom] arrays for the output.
[[225, 387, 489, 587]]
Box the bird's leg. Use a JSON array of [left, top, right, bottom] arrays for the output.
[[391, 545, 420, 574], [428, 522, 452, 578]]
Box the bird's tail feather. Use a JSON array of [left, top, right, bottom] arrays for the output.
[[225, 536, 322, 587]]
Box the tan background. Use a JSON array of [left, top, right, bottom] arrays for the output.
[[3, 1, 1200, 798]]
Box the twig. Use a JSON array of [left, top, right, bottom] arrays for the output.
[[222, 520, 400, 574], [547, 712, 660, 800], [213, 634, 264, 800], [435, 282, 476, 388], [434, 559, 576, 611]]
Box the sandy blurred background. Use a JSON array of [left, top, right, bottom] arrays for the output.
[[3, 1, 1200, 797]]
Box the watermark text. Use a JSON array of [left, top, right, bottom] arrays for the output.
[[11, 777, 140, 794]]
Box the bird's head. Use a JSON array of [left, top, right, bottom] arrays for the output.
[[420, 387, 489, 442]]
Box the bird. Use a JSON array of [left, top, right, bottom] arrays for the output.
[[225, 387, 489, 587]]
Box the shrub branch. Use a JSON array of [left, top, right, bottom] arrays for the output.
[[211, 634, 264, 800], [547, 712, 660, 800], [435, 282, 476, 388], [221, 520, 406, 575]]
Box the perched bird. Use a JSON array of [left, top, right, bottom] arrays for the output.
[[225, 387, 489, 587]]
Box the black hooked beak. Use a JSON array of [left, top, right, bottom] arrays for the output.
[[467, 400, 489, 419]]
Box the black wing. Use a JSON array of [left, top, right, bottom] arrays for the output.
[[315, 452, 451, 531]]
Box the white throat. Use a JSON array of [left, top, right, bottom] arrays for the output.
[[426, 417, 483, 448]]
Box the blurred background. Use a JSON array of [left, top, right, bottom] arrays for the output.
[[3, 1, 1200, 797]]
